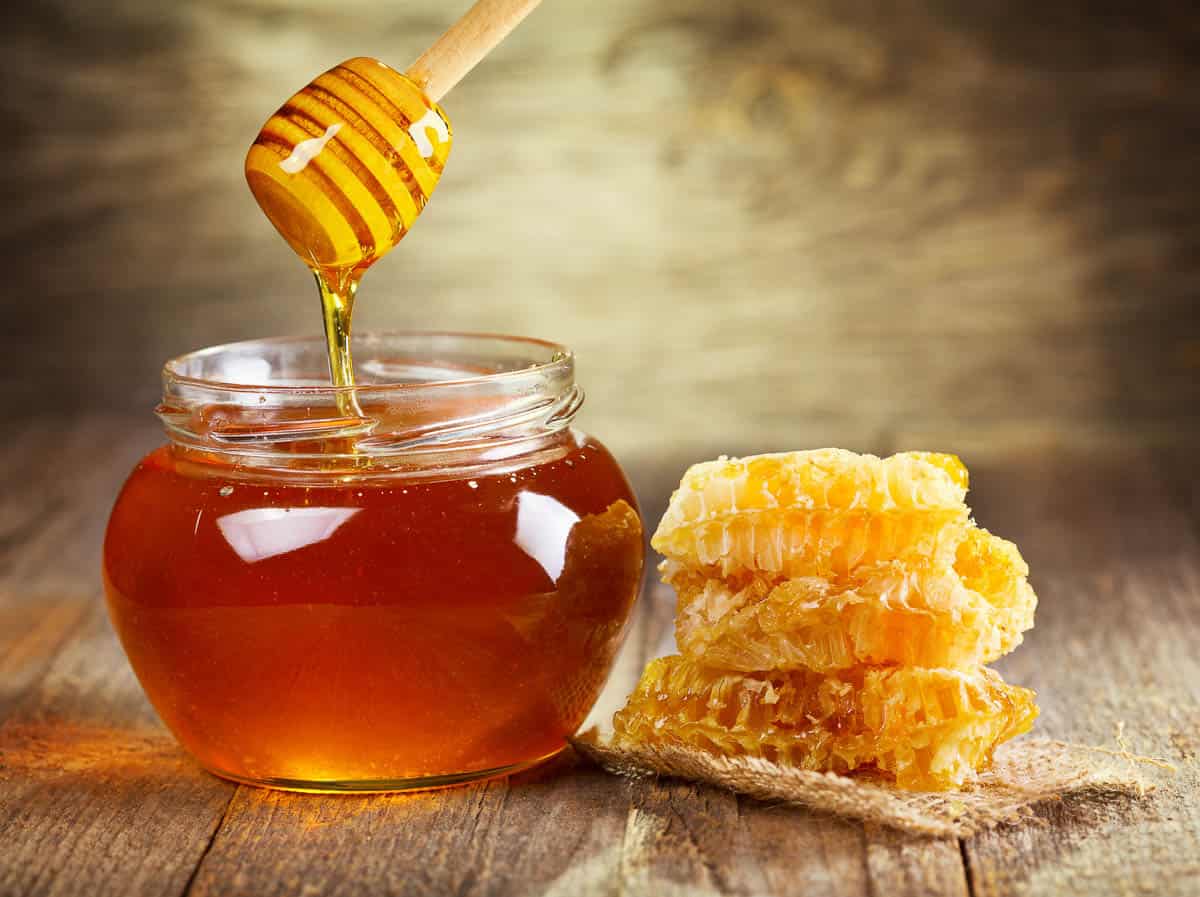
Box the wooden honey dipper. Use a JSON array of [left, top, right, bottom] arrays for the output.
[[246, 0, 543, 273]]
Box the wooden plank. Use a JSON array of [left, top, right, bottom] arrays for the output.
[[618, 775, 742, 897], [188, 754, 635, 897], [0, 415, 156, 721], [731, 805, 870, 897], [0, 414, 236, 897], [0, 604, 237, 897], [0, 416, 103, 720], [958, 451, 1200, 897], [0, 415, 157, 597], [0, 594, 90, 718], [866, 827, 969, 897], [0, 417, 86, 581]]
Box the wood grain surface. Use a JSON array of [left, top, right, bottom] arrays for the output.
[[0, 414, 1197, 897]]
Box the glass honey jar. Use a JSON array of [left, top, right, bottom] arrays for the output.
[[102, 332, 644, 792]]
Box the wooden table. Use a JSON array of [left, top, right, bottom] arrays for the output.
[[1, 415, 1197, 897]]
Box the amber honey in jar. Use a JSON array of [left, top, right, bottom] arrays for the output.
[[102, 332, 644, 792]]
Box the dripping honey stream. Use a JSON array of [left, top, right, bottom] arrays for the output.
[[315, 267, 363, 419]]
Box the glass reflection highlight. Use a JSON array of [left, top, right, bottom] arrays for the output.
[[514, 491, 580, 582], [216, 507, 360, 563]]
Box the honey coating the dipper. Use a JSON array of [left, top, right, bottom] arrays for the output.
[[246, 57, 452, 398], [246, 56, 451, 271], [616, 449, 1040, 791]]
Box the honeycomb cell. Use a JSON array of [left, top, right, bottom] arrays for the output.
[[612, 656, 1038, 791], [670, 527, 1036, 672], [652, 450, 971, 578]]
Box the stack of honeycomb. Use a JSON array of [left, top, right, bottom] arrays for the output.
[[612, 450, 1039, 791]]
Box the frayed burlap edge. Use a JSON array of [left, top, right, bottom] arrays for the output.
[[571, 729, 1166, 838]]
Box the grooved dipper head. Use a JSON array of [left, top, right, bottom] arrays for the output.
[[245, 57, 453, 271]]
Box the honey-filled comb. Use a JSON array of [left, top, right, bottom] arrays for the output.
[[245, 57, 453, 271]]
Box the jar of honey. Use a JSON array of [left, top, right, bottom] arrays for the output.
[[103, 332, 644, 792]]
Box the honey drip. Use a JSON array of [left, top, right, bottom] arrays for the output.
[[315, 268, 363, 417]]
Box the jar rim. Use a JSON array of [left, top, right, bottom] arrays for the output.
[[157, 331, 584, 477], [163, 330, 573, 394]]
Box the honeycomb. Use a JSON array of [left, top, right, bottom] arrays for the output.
[[670, 527, 1037, 672], [613, 449, 1039, 792], [652, 450, 971, 578], [612, 656, 1037, 791]]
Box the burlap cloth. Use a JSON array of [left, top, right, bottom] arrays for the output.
[[571, 729, 1167, 838]]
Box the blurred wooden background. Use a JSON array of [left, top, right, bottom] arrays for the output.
[[2, 0, 1198, 464]]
